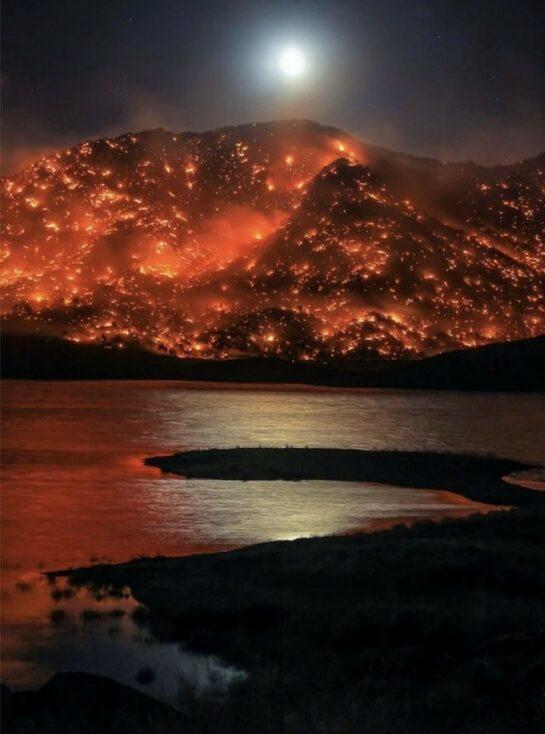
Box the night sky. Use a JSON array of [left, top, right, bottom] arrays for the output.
[[2, 0, 545, 173]]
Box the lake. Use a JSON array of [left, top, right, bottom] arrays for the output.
[[2, 380, 544, 699]]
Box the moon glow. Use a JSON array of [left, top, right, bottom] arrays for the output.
[[278, 47, 306, 77]]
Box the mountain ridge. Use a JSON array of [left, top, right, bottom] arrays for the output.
[[2, 119, 543, 360]]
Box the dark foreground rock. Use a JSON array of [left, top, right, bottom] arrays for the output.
[[1, 672, 185, 734]]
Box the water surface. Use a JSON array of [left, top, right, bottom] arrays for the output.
[[2, 380, 544, 695]]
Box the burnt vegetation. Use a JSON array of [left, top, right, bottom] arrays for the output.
[[2, 120, 544, 362]]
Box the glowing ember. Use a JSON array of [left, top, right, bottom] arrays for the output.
[[1, 120, 544, 360]]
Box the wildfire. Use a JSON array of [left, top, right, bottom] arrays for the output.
[[1, 120, 543, 360]]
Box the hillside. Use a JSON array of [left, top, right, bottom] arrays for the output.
[[2, 120, 543, 360]]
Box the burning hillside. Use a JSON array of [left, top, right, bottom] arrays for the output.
[[1, 120, 544, 360]]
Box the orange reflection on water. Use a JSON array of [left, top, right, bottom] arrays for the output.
[[2, 380, 544, 690]]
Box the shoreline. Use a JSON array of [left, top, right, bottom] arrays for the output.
[[3, 332, 545, 392], [6, 376, 545, 398], [145, 448, 544, 508], [52, 500, 545, 732], [16, 449, 545, 731]]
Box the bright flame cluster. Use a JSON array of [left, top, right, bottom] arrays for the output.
[[1, 121, 544, 360]]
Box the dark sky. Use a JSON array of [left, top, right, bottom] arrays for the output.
[[2, 0, 545, 172]]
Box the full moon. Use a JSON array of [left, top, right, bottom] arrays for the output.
[[278, 47, 306, 77]]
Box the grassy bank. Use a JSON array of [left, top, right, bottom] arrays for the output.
[[59, 510, 545, 733]]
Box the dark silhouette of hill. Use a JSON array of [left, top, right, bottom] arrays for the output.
[[0, 331, 339, 382], [368, 334, 545, 391], [2, 330, 544, 391]]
